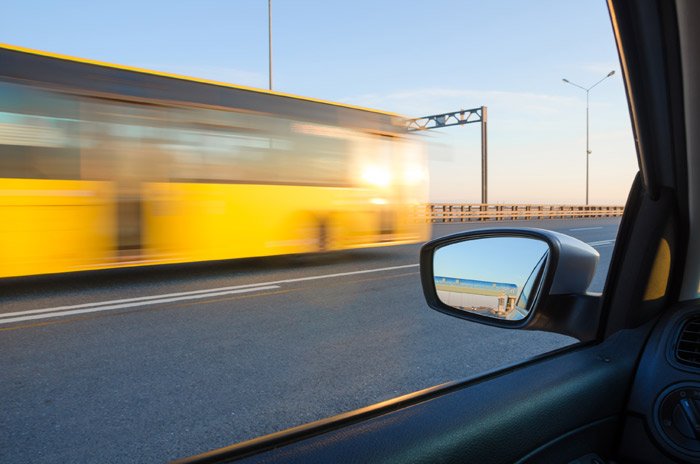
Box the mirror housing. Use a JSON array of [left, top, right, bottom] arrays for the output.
[[420, 228, 601, 341]]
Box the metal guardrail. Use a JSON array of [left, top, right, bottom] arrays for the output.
[[424, 204, 624, 223]]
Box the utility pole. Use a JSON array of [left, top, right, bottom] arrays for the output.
[[407, 106, 488, 204]]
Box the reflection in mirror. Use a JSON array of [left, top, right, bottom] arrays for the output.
[[433, 237, 549, 321]]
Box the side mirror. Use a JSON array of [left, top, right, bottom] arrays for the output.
[[420, 228, 601, 341]]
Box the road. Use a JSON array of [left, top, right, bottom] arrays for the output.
[[0, 217, 620, 463]]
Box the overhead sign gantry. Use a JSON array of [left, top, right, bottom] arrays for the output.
[[407, 106, 488, 204]]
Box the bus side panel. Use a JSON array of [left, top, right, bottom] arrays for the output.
[[396, 203, 431, 243], [142, 183, 392, 261], [0, 179, 115, 277]]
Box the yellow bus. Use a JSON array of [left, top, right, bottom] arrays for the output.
[[0, 44, 429, 278]]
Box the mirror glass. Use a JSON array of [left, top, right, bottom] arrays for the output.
[[433, 236, 549, 320]]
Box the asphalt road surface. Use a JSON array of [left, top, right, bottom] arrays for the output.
[[0, 217, 620, 463]]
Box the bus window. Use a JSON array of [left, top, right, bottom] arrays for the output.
[[287, 121, 352, 186], [79, 99, 171, 182], [0, 83, 80, 180]]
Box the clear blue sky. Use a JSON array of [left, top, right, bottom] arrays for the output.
[[2, 0, 637, 204], [434, 237, 549, 287]]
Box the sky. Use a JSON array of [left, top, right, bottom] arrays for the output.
[[434, 237, 549, 287], [1, 0, 638, 204]]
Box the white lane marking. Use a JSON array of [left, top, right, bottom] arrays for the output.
[[587, 239, 616, 247], [570, 226, 603, 231], [1, 282, 281, 319], [0, 264, 419, 321], [0, 286, 280, 325], [264, 263, 418, 284]]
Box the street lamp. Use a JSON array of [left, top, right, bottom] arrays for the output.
[[562, 70, 615, 205], [268, 0, 273, 90]]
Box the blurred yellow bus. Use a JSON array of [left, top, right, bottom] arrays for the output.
[[0, 45, 429, 278]]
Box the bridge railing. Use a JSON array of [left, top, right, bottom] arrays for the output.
[[423, 204, 624, 223]]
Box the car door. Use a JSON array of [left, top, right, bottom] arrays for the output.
[[174, 0, 694, 462]]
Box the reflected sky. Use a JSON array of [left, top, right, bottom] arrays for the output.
[[433, 236, 549, 286]]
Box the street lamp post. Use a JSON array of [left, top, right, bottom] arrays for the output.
[[562, 70, 615, 206], [268, 0, 273, 90]]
